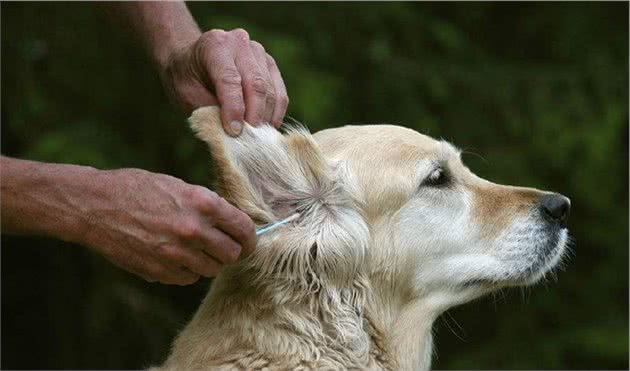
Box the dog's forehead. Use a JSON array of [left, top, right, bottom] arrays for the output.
[[314, 124, 452, 164]]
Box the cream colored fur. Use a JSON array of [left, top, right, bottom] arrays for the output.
[[153, 107, 569, 371]]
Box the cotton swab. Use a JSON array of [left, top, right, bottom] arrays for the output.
[[255, 213, 300, 236]]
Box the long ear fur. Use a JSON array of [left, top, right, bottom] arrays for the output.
[[189, 107, 274, 224], [189, 106, 369, 285]]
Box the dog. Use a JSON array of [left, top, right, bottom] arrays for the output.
[[154, 106, 571, 370]]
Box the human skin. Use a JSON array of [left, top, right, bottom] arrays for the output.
[[1, 157, 256, 285], [1, 2, 287, 284], [105, 1, 289, 134]]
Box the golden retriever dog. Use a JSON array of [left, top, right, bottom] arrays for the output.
[[155, 106, 571, 370]]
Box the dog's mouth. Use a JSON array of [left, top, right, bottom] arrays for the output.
[[462, 226, 570, 289]]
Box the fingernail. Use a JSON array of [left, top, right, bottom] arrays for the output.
[[230, 121, 242, 136]]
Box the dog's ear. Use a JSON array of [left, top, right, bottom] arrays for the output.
[[190, 106, 369, 291], [189, 106, 331, 224]]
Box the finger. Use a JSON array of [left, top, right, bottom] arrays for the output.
[[250, 41, 276, 124], [135, 252, 199, 286], [192, 188, 256, 257], [157, 244, 223, 278], [266, 54, 289, 128], [158, 264, 201, 286], [202, 31, 246, 136], [206, 197, 256, 257], [111, 251, 159, 283], [231, 31, 268, 126], [197, 227, 245, 264]]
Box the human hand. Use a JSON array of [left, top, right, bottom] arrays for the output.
[[160, 28, 289, 136], [80, 168, 256, 285]]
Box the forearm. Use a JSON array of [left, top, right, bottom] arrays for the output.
[[1, 155, 256, 283], [102, 1, 201, 69], [0, 156, 103, 243]]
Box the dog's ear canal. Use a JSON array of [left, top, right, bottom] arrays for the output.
[[188, 106, 330, 224]]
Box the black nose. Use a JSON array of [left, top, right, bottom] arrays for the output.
[[540, 194, 571, 224]]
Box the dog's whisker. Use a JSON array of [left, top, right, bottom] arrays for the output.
[[440, 312, 467, 342], [461, 148, 489, 164]]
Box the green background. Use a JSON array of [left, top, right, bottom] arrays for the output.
[[1, 2, 628, 369]]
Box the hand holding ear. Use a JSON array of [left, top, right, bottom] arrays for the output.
[[79, 168, 256, 285], [160, 28, 289, 136]]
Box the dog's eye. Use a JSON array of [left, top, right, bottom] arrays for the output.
[[422, 167, 449, 187]]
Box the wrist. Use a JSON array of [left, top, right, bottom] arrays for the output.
[[38, 164, 106, 246], [135, 2, 202, 73], [154, 31, 200, 74], [102, 1, 201, 73], [56, 167, 112, 246]]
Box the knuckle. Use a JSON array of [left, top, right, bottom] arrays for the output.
[[278, 94, 289, 109], [202, 194, 226, 217], [177, 219, 202, 239], [208, 28, 226, 36], [218, 68, 242, 88], [248, 75, 268, 96], [266, 54, 277, 68], [231, 28, 250, 41], [155, 246, 184, 267], [226, 103, 245, 119], [235, 214, 255, 241], [203, 192, 221, 212], [251, 41, 265, 53], [202, 29, 228, 46], [266, 91, 277, 105], [190, 187, 219, 212], [187, 185, 205, 201]]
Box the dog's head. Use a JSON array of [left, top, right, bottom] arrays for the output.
[[190, 107, 570, 312]]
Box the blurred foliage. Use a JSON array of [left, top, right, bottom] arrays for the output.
[[1, 2, 628, 370]]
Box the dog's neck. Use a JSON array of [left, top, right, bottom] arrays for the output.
[[163, 264, 440, 371], [367, 276, 441, 371]]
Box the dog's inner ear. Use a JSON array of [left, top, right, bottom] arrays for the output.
[[188, 106, 331, 224]]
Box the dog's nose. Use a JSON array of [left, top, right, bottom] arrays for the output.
[[540, 193, 571, 224]]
